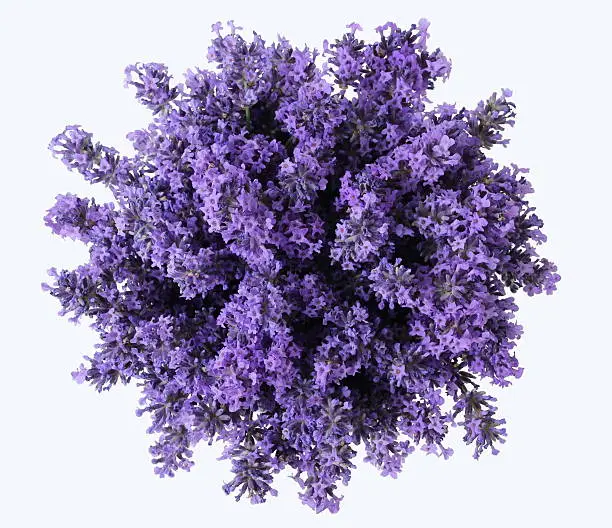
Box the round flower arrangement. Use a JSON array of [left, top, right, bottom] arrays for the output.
[[44, 20, 560, 513]]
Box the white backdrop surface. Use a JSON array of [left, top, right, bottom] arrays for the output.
[[0, 1, 609, 526]]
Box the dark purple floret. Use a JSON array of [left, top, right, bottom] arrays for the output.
[[44, 19, 560, 513]]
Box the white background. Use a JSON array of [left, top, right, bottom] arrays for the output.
[[1, 0, 610, 526]]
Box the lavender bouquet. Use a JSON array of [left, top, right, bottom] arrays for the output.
[[44, 20, 560, 513]]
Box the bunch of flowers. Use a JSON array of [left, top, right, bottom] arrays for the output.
[[44, 20, 560, 513]]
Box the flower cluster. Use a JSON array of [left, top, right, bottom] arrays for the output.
[[44, 19, 560, 513]]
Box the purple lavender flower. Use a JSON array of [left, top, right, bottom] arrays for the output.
[[49, 125, 119, 184], [44, 19, 560, 513], [124, 62, 178, 114]]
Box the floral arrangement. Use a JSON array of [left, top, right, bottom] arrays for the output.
[[44, 19, 560, 513]]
